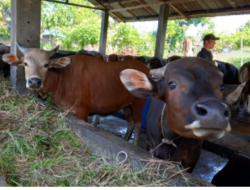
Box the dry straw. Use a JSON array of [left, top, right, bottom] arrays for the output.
[[0, 76, 207, 186]]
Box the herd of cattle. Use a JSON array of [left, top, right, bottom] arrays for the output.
[[1, 42, 250, 186]]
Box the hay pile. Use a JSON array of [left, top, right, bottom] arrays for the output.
[[0, 77, 206, 186]]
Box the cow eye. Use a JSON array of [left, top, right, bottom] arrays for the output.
[[24, 62, 28, 66], [169, 81, 177, 90], [220, 84, 225, 91], [44, 63, 49, 68]]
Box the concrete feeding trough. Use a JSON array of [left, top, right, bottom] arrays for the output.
[[66, 114, 212, 186]]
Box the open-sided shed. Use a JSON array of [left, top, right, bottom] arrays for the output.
[[9, 0, 250, 93]]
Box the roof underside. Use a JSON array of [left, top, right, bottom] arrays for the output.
[[90, 0, 250, 22], [45, 0, 250, 22]]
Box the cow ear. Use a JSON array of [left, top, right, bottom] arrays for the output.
[[224, 82, 245, 106], [2, 54, 22, 66], [120, 69, 157, 99], [49, 57, 71, 68]]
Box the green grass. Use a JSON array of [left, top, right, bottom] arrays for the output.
[[0, 76, 206, 187], [227, 57, 250, 68]]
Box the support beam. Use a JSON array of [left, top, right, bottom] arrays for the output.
[[43, 0, 105, 11], [122, 6, 250, 22], [109, 1, 166, 13], [95, 0, 126, 22], [228, 0, 237, 9], [101, 0, 198, 7], [99, 11, 109, 54], [102, 0, 139, 6], [11, 0, 41, 94], [169, 3, 190, 20], [154, 4, 169, 58], [108, 0, 198, 12]]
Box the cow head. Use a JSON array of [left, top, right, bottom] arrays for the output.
[[120, 57, 243, 140], [2, 42, 71, 90]]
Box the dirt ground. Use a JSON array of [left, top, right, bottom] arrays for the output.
[[94, 115, 229, 184]]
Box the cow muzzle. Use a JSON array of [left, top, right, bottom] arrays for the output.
[[185, 99, 231, 139], [27, 77, 42, 90]]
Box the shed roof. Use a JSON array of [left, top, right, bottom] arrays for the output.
[[44, 0, 250, 22]]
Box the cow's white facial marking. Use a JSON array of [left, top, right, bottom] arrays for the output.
[[193, 128, 225, 139], [185, 120, 201, 129]]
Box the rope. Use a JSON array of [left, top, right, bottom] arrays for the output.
[[150, 104, 178, 154], [116, 151, 128, 165], [160, 104, 167, 140]]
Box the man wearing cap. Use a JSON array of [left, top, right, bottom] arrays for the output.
[[197, 33, 220, 63]]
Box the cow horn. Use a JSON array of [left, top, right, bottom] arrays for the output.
[[47, 45, 60, 57], [150, 65, 167, 78], [16, 41, 29, 54]]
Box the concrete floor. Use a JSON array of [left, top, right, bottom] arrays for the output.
[[94, 115, 229, 184]]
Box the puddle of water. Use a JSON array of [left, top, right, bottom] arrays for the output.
[[192, 150, 228, 183]]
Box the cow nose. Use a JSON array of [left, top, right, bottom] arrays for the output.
[[195, 103, 229, 119], [192, 99, 230, 130], [28, 77, 42, 89]]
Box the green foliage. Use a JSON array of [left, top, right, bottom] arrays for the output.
[[107, 22, 156, 56], [0, 0, 10, 40], [41, 0, 101, 50], [165, 20, 185, 53]]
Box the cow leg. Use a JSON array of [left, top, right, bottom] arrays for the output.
[[88, 115, 100, 126], [123, 105, 134, 141], [133, 122, 141, 146], [88, 115, 93, 123], [76, 109, 89, 122], [93, 115, 101, 126], [132, 100, 145, 146]]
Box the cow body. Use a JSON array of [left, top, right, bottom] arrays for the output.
[[147, 97, 203, 172], [39, 55, 147, 118], [0, 43, 10, 77], [236, 62, 250, 114], [123, 55, 134, 61], [108, 54, 119, 62], [134, 56, 147, 64], [215, 60, 239, 84], [3, 44, 148, 145], [146, 57, 165, 70]]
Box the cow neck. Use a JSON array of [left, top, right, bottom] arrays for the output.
[[150, 104, 180, 154], [37, 69, 54, 99], [161, 104, 180, 146]]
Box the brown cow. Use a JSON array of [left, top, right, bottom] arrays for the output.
[[166, 55, 182, 63], [146, 57, 165, 70], [120, 57, 244, 172], [108, 54, 119, 62], [123, 55, 134, 61], [3, 42, 149, 145]]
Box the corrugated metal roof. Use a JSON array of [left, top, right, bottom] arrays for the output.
[[45, 0, 250, 22]]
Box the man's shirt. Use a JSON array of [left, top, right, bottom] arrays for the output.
[[197, 48, 213, 63]]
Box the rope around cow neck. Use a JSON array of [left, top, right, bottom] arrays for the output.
[[149, 103, 180, 154]]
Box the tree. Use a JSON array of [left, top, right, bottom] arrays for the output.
[[41, 0, 101, 50], [0, 0, 11, 40]]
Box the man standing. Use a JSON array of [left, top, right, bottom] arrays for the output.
[[197, 33, 220, 63]]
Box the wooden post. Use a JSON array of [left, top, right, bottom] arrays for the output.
[[154, 4, 169, 58], [10, 0, 41, 94], [99, 11, 109, 54]]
